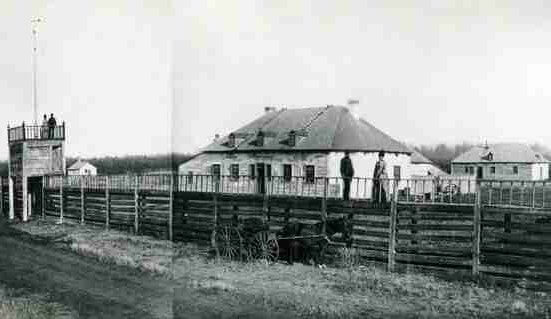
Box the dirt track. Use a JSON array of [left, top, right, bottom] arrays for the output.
[[0, 219, 177, 318], [0, 218, 293, 319]]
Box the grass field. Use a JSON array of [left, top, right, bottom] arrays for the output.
[[0, 285, 76, 319], [14, 217, 551, 319]]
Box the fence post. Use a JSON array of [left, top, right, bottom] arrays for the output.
[[213, 192, 218, 228], [105, 176, 110, 229], [134, 175, 139, 234], [80, 176, 85, 224], [59, 177, 64, 224], [321, 178, 328, 235], [41, 176, 45, 219], [472, 179, 482, 276], [0, 177, 3, 217], [168, 174, 174, 241], [387, 179, 398, 272]]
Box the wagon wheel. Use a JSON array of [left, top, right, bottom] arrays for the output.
[[252, 231, 279, 263], [211, 225, 243, 261]]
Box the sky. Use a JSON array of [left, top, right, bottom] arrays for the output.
[[173, 1, 551, 154], [2, 1, 551, 160], [0, 0, 172, 160]]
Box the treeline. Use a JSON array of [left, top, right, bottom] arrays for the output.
[[69, 153, 193, 175], [410, 142, 476, 173]]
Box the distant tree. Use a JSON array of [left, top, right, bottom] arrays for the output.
[[411, 142, 476, 173]]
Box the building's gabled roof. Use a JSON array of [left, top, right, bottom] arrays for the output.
[[411, 150, 433, 164], [410, 150, 448, 176], [200, 105, 411, 154], [68, 160, 94, 170], [452, 143, 549, 164]]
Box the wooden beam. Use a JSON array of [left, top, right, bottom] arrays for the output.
[[0, 177, 3, 217], [80, 175, 85, 224], [134, 176, 139, 234], [472, 179, 482, 276], [168, 174, 174, 241], [41, 176, 45, 219], [105, 176, 110, 229], [387, 179, 398, 272], [321, 178, 328, 235], [59, 177, 64, 224]]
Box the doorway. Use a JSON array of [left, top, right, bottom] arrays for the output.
[[256, 163, 266, 194], [27, 176, 43, 219]]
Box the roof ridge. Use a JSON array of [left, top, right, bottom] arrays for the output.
[[258, 108, 286, 132], [301, 106, 330, 132], [330, 107, 345, 149]]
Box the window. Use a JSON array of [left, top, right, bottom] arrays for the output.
[[513, 166, 518, 175], [283, 164, 292, 182], [305, 165, 315, 184], [228, 133, 236, 147], [540, 167, 544, 179], [464, 166, 469, 174], [266, 164, 272, 180], [393, 166, 401, 180], [288, 130, 296, 147], [256, 131, 264, 146], [230, 164, 239, 180], [490, 166, 496, 174], [468, 166, 475, 175], [211, 164, 221, 178], [249, 164, 256, 179]]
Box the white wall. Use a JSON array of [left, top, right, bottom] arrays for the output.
[[531, 163, 549, 180], [411, 163, 447, 177], [68, 163, 97, 176]]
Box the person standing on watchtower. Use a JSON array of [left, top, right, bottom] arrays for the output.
[[340, 151, 354, 200], [372, 151, 388, 204], [47, 113, 57, 139]]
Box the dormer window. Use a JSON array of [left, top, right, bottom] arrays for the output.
[[288, 130, 296, 147], [482, 152, 493, 161], [228, 133, 236, 147], [256, 131, 264, 147]]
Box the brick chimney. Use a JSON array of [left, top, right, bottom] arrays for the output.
[[347, 99, 360, 119], [264, 106, 277, 113]]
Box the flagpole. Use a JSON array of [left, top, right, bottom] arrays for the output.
[[31, 18, 43, 126]]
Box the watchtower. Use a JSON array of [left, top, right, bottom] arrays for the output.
[[7, 121, 66, 221]]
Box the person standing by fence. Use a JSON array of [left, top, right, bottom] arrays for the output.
[[47, 113, 57, 139], [372, 151, 388, 204], [340, 151, 354, 200]]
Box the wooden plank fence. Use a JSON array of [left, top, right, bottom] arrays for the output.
[[39, 174, 551, 286]]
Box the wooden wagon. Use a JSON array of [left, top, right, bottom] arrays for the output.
[[210, 217, 334, 263]]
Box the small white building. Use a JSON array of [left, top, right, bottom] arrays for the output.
[[67, 159, 97, 176], [179, 105, 413, 198], [410, 150, 448, 178]]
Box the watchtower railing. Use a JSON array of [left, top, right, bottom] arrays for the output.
[[8, 122, 65, 143]]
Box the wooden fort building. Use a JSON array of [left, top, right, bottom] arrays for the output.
[[7, 122, 66, 221]]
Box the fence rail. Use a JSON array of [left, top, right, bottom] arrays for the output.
[[43, 174, 551, 209], [8, 123, 65, 142]]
